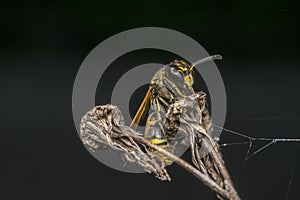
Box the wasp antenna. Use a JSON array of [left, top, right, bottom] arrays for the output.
[[191, 54, 222, 69]]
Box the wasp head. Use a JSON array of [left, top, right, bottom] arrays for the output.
[[169, 59, 194, 87]]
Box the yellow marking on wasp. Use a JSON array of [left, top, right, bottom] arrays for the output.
[[146, 120, 156, 126], [190, 64, 195, 70], [150, 138, 168, 145], [177, 66, 188, 72], [150, 138, 173, 164], [179, 60, 189, 65], [184, 75, 194, 87]]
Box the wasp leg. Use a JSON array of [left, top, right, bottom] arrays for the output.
[[130, 85, 153, 129]]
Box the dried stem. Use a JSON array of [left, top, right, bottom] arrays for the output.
[[127, 130, 232, 199], [80, 104, 241, 200]]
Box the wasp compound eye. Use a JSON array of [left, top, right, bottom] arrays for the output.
[[165, 66, 185, 86]]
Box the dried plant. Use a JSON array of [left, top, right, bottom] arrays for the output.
[[79, 92, 240, 200]]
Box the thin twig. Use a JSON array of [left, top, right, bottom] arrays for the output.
[[80, 105, 241, 200], [130, 131, 232, 199]]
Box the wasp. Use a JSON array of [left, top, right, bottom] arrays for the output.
[[129, 55, 222, 165], [79, 54, 240, 199]]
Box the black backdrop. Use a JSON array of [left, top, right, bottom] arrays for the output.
[[2, 1, 300, 199]]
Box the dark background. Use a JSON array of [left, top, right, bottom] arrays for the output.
[[2, 0, 300, 199]]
